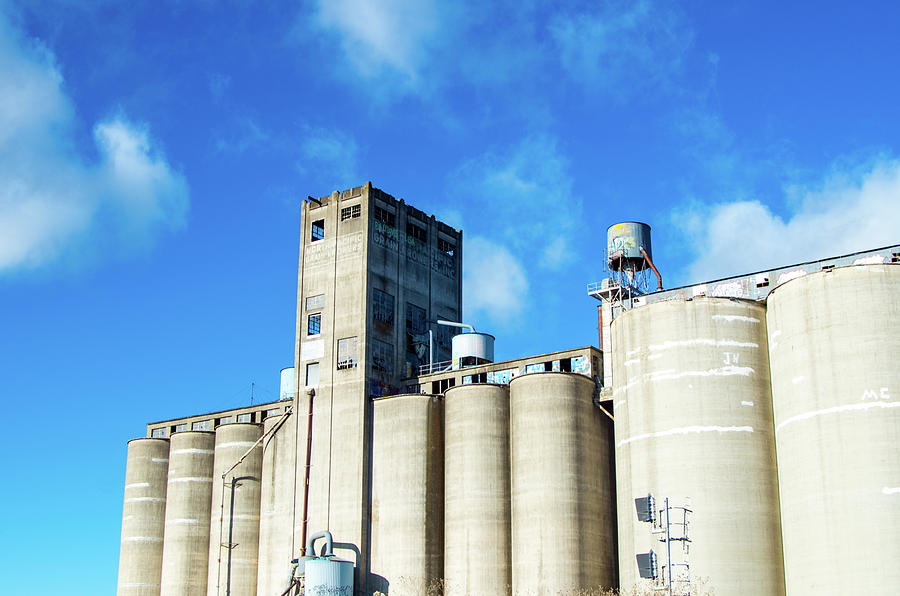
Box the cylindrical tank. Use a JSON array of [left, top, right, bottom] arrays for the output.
[[256, 413, 297, 596], [369, 395, 443, 596], [451, 332, 495, 369], [279, 367, 296, 401], [443, 384, 511, 596], [117, 438, 170, 596], [304, 557, 354, 595], [159, 431, 215, 596], [767, 265, 900, 594], [607, 222, 651, 271], [509, 373, 615, 595], [206, 423, 263, 596], [612, 297, 784, 595]]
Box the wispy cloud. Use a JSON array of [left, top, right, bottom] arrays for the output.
[[463, 236, 529, 326], [309, 0, 442, 87], [0, 13, 188, 274], [549, 0, 693, 97], [450, 134, 585, 328], [675, 155, 900, 282]]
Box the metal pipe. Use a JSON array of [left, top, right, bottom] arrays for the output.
[[300, 389, 315, 556], [306, 530, 335, 558], [640, 246, 663, 291], [428, 329, 434, 365], [665, 497, 672, 596], [436, 319, 475, 333]]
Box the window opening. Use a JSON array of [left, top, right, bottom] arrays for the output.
[[374, 205, 396, 227], [174, 423, 188, 433], [372, 339, 393, 375], [406, 221, 427, 243], [308, 313, 322, 336], [337, 337, 359, 370], [216, 416, 233, 426], [438, 237, 455, 256], [341, 205, 361, 221], [373, 289, 395, 328], [306, 294, 325, 310], [236, 413, 252, 423], [192, 420, 211, 431], [151, 427, 167, 438], [311, 219, 325, 242], [306, 362, 320, 387]]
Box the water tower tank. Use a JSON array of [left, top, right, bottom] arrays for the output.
[[279, 367, 296, 400], [451, 333, 495, 369], [607, 222, 652, 271]]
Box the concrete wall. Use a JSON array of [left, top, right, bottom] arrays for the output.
[[118, 438, 170, 596], [443, 384, 511, 596], [509, 373, 615, 595], [768, 265, 900, 594], [369, 394, 444, 595], [160, 431, 215, 596], [612, 297, 784, 595]]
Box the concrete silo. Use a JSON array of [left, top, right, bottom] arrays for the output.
[[370, 394, 443, 596], [612, 297, 783, 595], [256, 413, 297, 596], [159, 431, 215, 596], [117, 438, 170, 596], [509, 372, 615, 595], [767, 265, 900, 594], [206, 423, 263, 596], [443, 384, 511, 596]]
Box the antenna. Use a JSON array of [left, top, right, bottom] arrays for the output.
[[250, 382, 255, 406]]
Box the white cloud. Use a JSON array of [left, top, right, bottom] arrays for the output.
[[311, 0, 441, 85], [0, 12, 188, 274], [677, 156, 900, 282], [463, 236, 529, 327], [550, 0, 693, 96], [452, 134, 582, 271]]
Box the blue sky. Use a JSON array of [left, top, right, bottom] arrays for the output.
[[2, 1, 899, 592]]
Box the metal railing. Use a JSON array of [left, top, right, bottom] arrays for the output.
[[418, 360, 451, 375]]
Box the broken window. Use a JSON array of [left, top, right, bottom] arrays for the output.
[[311, 219, 325, 242], [372, 339, 393, 375], [374, 205, 395, 227], [308, 312, 322, 336], [341, 205, 361, 221], [191, 420, 211, 431], [438, 237, 455, 256], [406, 302, 427, 354], [150, 427, 167, 438], [406, 221, 427, 243], [373, 289, 394, 328], [337, 337, 359, 370]]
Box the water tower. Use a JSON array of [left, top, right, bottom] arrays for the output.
[[606, 222, 661, 297]]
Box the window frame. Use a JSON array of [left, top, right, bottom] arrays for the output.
[[311, 219, 325, 242], [308, 312, 322, 336]]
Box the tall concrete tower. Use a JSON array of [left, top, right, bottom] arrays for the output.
[[292, 182, 462, 592]]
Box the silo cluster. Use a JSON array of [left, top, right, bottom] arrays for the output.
[[371, 374, 617, 596], [613, 264, 900, 596], [117, 416, 291, 596]]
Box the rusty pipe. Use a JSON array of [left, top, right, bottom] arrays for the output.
[[640, 246, 663, 291]]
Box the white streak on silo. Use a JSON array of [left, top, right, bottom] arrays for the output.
[[742, 401, 755, 406], [125, 497, 166, 503], [775, 400, 900, 432], [125, 482, 150, 489], [167, 476, 213, 484], [648, 338, 759, 351], [617, 425, 754, 447], [883, 487, 900, 495], [712, 315, 760, 323], [170, 448, 214, 455], [152, 458, 169, 463]]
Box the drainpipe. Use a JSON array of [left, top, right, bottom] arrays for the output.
[[300, 389, 315, 556], [306, 530, 335, 558], [436, 320, 475, 333]]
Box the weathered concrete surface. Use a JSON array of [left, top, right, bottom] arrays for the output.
[[768, 265, 900, 595], [612, 297, 784, 596], [207, 423, 263, 596], [256, 414, 297, 596], [370, 394, 443, 596], [509, 373, 615, 595], [118, 438, 170, 596], [160, 431, 215, 596], [443, 384, 511, 596]]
